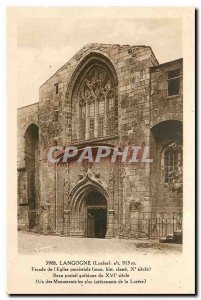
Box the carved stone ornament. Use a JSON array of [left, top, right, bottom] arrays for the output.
[[78, 174, 84, 181], [129, 200, 141, 211], [167, 141, 182, 152]]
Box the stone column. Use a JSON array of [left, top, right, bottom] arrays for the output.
[[63, 210, 70, 236], [85, 102, 89, 139], [106, 209, 115, 238], [76, 103, 80, 140], [105, 168, 115, 239]]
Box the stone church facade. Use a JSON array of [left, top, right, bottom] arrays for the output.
[[17, 43, 183, 239]]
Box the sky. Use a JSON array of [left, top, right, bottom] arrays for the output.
[[17, 16, 182, 107]]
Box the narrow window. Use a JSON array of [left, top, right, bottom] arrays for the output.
[[54, 83, 59, 95], [79, 100, 86, 139], [89, 101, 95, 139], [167, 68, 180, 96]]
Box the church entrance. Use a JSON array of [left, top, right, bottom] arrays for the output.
[[85, 191, 107, 238]]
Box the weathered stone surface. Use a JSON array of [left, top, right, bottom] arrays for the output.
[[17, 44, 183, 239]]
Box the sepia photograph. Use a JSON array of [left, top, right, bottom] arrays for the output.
[[7, 6, 195, 294]]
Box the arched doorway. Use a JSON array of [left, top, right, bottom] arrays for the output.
[[86, 191, 107, 238]]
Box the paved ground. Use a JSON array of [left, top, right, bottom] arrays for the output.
[[18, 231, 182, 255]]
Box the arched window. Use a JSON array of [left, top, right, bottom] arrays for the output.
[[73, 62, 118, 141], [163, 142, 182, 184]]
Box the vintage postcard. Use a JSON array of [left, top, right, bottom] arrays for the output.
[[7, 7, 195, 294]]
